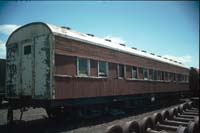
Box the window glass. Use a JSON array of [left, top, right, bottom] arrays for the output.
[[186, 75, 189, 82], [132, 66, 137, 79], [153, 70, 158, 80], [118, 64, 125, 78], [149, 69, 153, 80], [98, 61, 108, 77], [143, 68, 148, 80], [78, 58, 89, 76], [157, 71, 161, 80], [161, 71, 165, 80], [138, 68, 143, 79], [173, 73, 176, 81], [169, 73, 174, 81], [177, 74, 181, 81], [24, 45, 31, 55], [164, 72, 169, 81]]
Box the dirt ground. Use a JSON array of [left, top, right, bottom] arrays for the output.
[[0, 101, 185, 133]]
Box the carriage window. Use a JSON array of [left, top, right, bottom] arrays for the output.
[[149, 69, 153, 80], [77, 57, 90, 76], [118, 64, 125, 78], [24, 45, 31, 55], [143, 68, 148, 80], [98, 61, 108, 77], [161, 71, 165, 80], [132, 66, 138, 79], [186, 75, 189, 82], [157, 71, 161, 80], [169, 73, 174, 81], [164, 72, 169, 81], [173, 73, 176, 81], [153, 70, 158, 80]]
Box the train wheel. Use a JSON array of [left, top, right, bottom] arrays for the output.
[[187, 121, 198, 133], [161, 110, 169, 120], [152, 113, 163, 129], [177, 126, 188, 133], [123, 120, 140, 133], [106, 125, 123, 133], [168, 108, 176, 119], [140, 117, 154, 133]]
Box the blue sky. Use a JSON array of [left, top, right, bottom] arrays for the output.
[[0, 1, 199, 68]]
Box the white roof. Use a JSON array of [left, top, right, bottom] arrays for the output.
[[47, 24, 188, 69]]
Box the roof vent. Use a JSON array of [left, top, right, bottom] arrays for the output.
[[141, 50, 147, 53], [150, 53, 155, 55], [174, 61, 177, 63], [169, 59, 173, 61], [119, 43, 126, 46], [164, 57, 168, 59], [61, 26, 71, 30], [131, 47, 137, 50], [87, 34, 94, 37], [157, 55, 161, 57], [105, 39, 111, 42]]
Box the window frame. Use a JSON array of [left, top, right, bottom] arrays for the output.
[[117, 64, 126, 78], [153, 70, 158, 81], [97, 61, 108, 77], [132, 66, 138, 79], [77, 57, 90, 76], [23, 45, 32, 55], [143, 68, 149, 80]]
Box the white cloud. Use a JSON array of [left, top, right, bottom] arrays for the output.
[[103, 36, 126, 44], [0, 24, 20, 35], [0, 40, 5, 50], [0, 40, 6, 59], [163, 55, 192, 65]]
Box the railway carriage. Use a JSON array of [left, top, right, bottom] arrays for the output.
[[5, 22, 190, 119]]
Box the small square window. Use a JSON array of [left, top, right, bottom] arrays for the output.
[[24, 45, 31, 55]]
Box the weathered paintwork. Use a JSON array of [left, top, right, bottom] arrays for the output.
[[5, 22, 190, 102], [6, 23, 54, 99]]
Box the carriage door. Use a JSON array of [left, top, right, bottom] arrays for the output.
[[21, 40, 33, 96]]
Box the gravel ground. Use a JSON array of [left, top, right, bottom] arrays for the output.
[[0, 100, 187, 133]]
